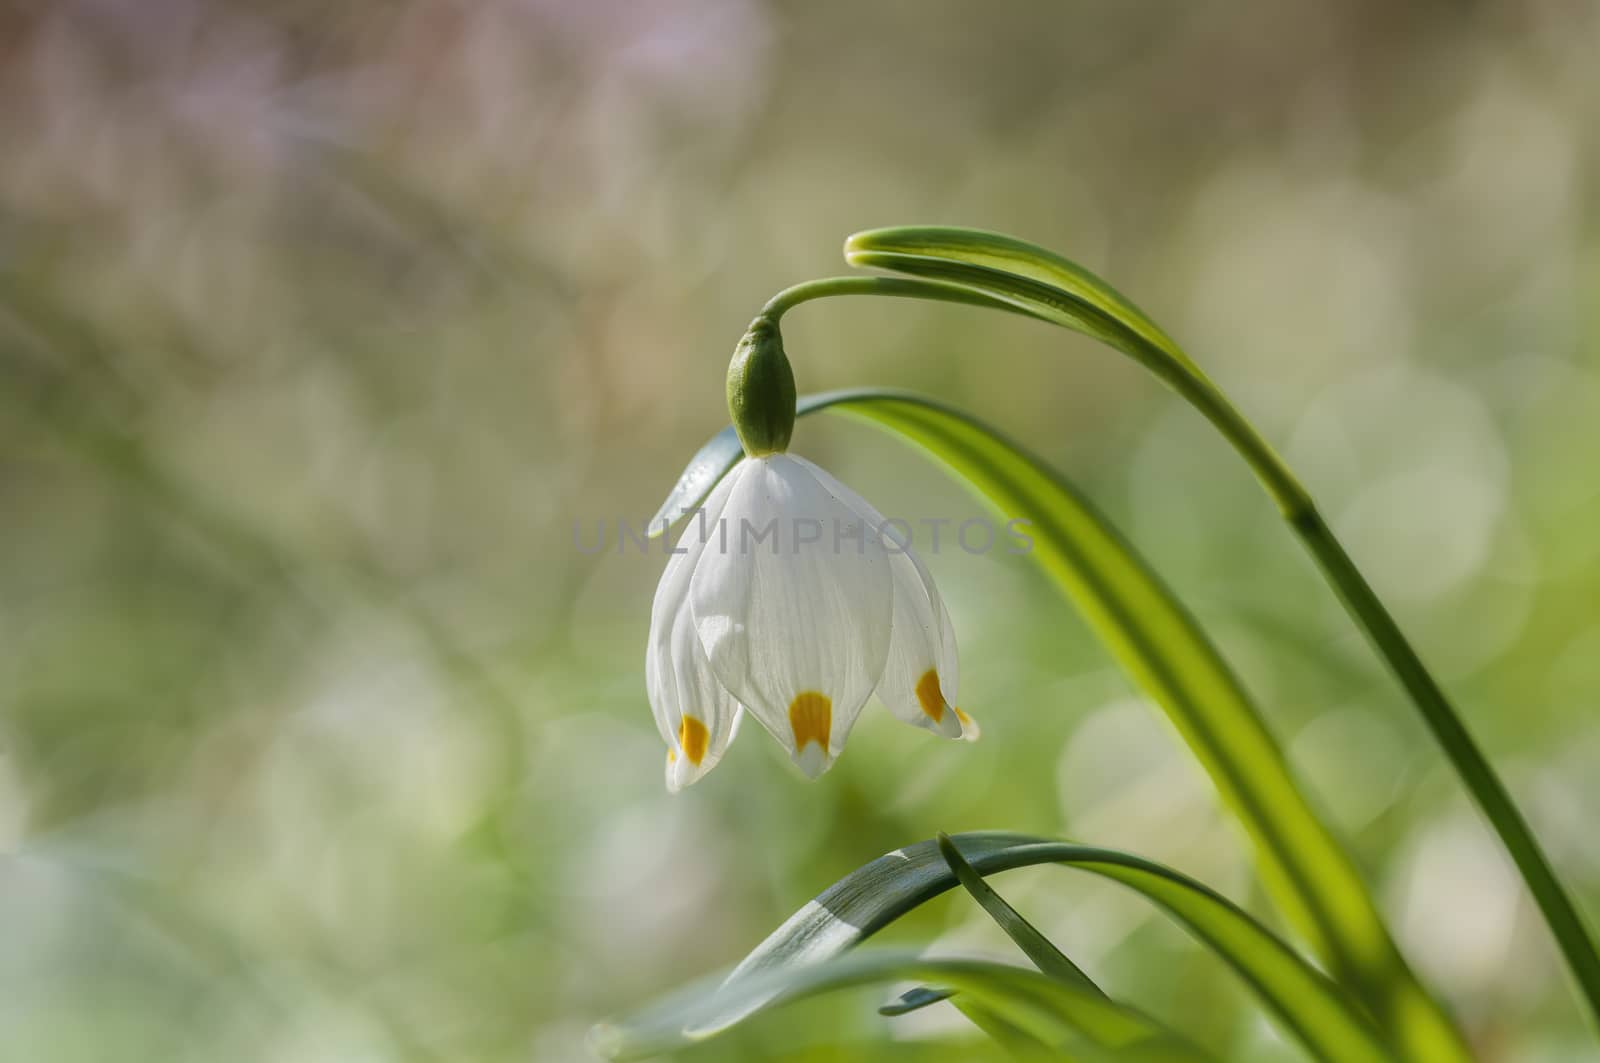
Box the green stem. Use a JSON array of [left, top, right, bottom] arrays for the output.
[[760, 275, 1042, 321], [1291, 504, 1600, 1021], [1178, 365, 1600, 1028]]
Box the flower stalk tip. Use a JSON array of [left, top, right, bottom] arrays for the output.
[[726, 315, 796, 456]]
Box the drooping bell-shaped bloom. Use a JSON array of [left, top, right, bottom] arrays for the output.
[[647, 452, 976, 791]]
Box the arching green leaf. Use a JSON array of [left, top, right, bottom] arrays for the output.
[[593, 948, 1215, 1063], [937, 832, 1103, 996], [714, 832, 1393, 1063]]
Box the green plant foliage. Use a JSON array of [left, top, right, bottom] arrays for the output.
[[936, 832, 1103, 996], [592, 949, 1215, 1063], [843, 226, 1600, 1034], [878, 985, 958, 1017], [601, 832, 1396, 1063], [653, 391, 1459, 1061]]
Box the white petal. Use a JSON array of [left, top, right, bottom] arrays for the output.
[[791, 455, 971, 742], [663, 595, 743, 792], [793, 740, 828, 780], [647, 467, 741, 768], [690, 455, 893, 776], [937, 596, 978, 740], [875, 547, 963, 739], [935, 595, 979, 740]]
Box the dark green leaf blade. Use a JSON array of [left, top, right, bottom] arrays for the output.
[[844, 226, 1185, 369], [938, 832, 1102, 996], [879, 985, 958, 1016], [879, 983, 1067, 1063], [842, 232, 1306, 510], [594, 948, 1215, 1063], [712, 832, 1392, 1063]]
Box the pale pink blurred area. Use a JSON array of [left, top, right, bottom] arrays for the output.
[[2, 2, 1599, 1060]]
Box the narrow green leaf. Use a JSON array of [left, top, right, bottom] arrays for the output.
[[948, 996, 1065, 1063], [879, 985, 958, 1016], [650, 390, 1453, 1061], [845, 224, 1600, 1049], [882, 985, 1066, 1062], [647, 423, 743, 534], [845, 246, 1192, 386], [884, 833, 1103, 1049], [593, 948, 1215, 1063], [937, 832, 1103, 996], [844, 226, 1185, 372], [840, 240, 1306, 512], [712, 832, 1392, 1063]]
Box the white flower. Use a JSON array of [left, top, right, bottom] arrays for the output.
[[647, 452, 976, 791]]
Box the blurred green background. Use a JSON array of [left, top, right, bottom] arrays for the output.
[[3, 1, 1598, 1060]]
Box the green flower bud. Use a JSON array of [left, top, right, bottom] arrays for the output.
[[726, 315, 796, 456]]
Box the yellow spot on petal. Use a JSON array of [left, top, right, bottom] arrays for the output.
[[915, 669, 946, 723], [954, 707, 980, 741], [667, 747, 677, 763], [677, 717, 709, 766], [788, 691, 832, 752]]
